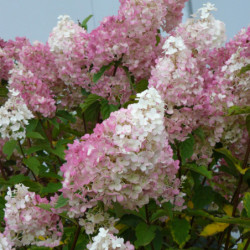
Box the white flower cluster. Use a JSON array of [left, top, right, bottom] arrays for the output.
[[178, 2, 226, 51], [87, 228, 134, 250], [0, 233, 13, 250], [48, 15, 86, 54], [0, 90, 34, 140], [162, 36, 186, 55], [79, 209, 118, 235]]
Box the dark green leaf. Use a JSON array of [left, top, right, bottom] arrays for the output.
[[23, 157, 40, 176], [0, 197, 6, 221], [54, 194, 69, 209], [22, 180, 42, 193], [3, 140, 17, 160], [56, 110, 76, 123], [26, 119, 38, 132], [193, 186, 215, 209], [93, 63, 113, 83], [239, 64, 250, 75], [7, 174, 30, 185], [26, 131, 45, 140], [135, 222, 156, 247], [170, 218, 190, 247], [180, 135, 195, 164], [100, 99, 119, 120], [0, 86, 8, 97], [243, 192, 250, 217], [80, 94, 102, 112], [81, 14, 93, 30], [41, 182, 62, 195], [185, 164, 212, 179], [135, 79, 148, 93]]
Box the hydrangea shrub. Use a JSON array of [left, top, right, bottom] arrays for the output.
[[0, 1, 249, 249]]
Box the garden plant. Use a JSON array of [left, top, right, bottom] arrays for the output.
[[0, 0, 250, 249]]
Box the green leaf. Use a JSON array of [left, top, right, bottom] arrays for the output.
[[100, 99, 119, 120], [185, 164, 212, 179], [56, 110, 76, 123], [162, 202, 174, 219], [227, 105, 250, 116], [93, 63, 113, 83], [135, 79, 148, 93], [22, 180, 42, 193], [193, 186, 215, 209], [26, 119, 38, 133], [37, 203, 53, 212], [246, 115, 250, 135], [135, 222, 156, 247], [179, 135, 195, 164], [80, 94, 102, 112], [243, 192, 250, 217], [48, 117, 60, 130], [23, 157, 40, 176], [49, 144, 66, 160], [170, 218, 190, 248], [41, 182, 62, 195], [84, 101, 101, 123], [3, 140, 17, 160], [7, 174, 30, 185], [26, 131, 45, 140], [81, 14, 93, 30], [151, 209, 170, 222], [54, 194, 69, 209], [239, 64, 250, 75], [215, 148, 248, 175], [193, 127, 205, 142], [0, 86, 8, 97], [0, 197, 6, 221]]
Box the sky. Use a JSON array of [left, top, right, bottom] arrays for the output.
[[0, 0, 249, 43]]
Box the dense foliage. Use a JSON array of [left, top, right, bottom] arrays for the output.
[[0, 1, 249, 249]]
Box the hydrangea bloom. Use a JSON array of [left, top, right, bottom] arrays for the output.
[[60, 88, 182, 218], [87, 228, 134, 250], [4, 184, 63, 248], [0, 233, 13, 250], [0, 90, 34, 140], [79, 208, 118, 235]]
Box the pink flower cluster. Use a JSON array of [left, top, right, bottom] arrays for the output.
[[149, 3, 250, 164], [3, 184, 63, 248], [60, 88, 182, 218]]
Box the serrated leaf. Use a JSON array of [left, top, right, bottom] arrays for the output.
[[0, 86, 8, 97], [54, 194, 69, 209], [49, 144, 66, 160], [84, 101, 101, 123], [135, 79, 148, 93], [7, 174, 30, 185], [56, 110, 76, 123], [26, 131, 45, 140], [22, 180, 42, 193], [41, 182, 62, 195], [3, 140, 17, 160], [227, 105, 250, 116], [185, 164, 212, 179], [23, 157, 40, 176], [100, 99, 119, 120], [193, 186, 215, 209], [37, 203, 53, 212], [180, 135, 195, 164], [80, 94, 102, 112], [151, 209, 169, 222], [170, 218, 190, 247], [239, 64, 250, 75], [215, 148, 249, 175], [93, 63, 113, 83], [25, 119, 38, 132], [81, 14, 93, 30], [135, 222, 156, 247], [200, 222, 229, 237], [243, 192, 250, 217]]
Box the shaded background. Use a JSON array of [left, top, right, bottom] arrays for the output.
[[0, 0, 249, 43]]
